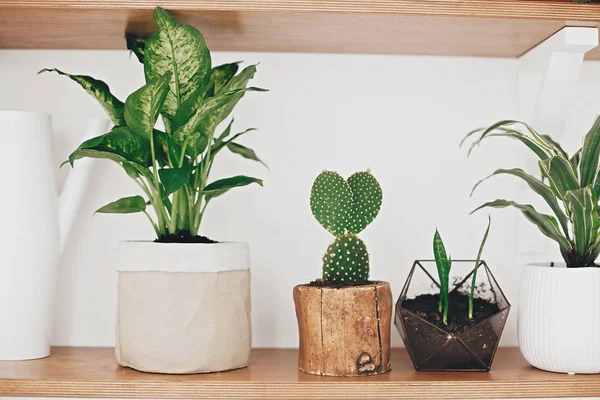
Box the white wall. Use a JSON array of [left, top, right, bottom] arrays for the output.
[[1, 50, 599, 348]]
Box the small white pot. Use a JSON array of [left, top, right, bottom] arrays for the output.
[[115, 241, 251, 374], [518, 263, 600, 374]]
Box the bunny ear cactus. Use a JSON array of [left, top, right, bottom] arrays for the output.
[[310, 170, 382, 284]]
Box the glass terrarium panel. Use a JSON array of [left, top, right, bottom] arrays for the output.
[[395, 260, 510, 372]]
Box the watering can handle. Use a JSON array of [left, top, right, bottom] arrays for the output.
[[58, 118, 111, 254]]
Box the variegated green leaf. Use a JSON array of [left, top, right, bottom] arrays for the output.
[[39, 68, 125, 126], [226, 142, 268, 169], [464, 127, 550, 160], [68, 126, 152, 167], [124, 72, 172, 140], [565, 187, 600, 257], [433, 229, 451, 322], [211, 62, 240, 93], [203, 175, 263, 193], [144, 7, 211, 126], [471, 168, 569, 237], [96, 195, 146, 214], [539, 156, 579, 200], [125, 35, 146, 63], [472, 199, 571, 251], [578, 115, 600, 188]]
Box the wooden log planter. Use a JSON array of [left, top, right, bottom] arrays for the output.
[[293, 281, 392, 376]]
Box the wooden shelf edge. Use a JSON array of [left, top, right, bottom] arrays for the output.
[[2, 0, 600, 22], [1, 348, 600, 399]]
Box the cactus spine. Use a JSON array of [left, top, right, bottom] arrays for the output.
[[310, 170, 382, 284]]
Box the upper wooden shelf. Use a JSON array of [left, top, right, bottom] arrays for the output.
[[1, 0, 600, 59], [1, 347, 600, 399]]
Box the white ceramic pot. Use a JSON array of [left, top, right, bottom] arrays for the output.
[[115, 241, 251, 374], [518, 263, 600, 374]]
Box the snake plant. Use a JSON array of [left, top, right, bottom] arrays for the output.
[[463, 116, 600, 268], [41, 7, 267, 240]]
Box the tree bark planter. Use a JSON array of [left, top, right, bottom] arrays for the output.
[[115, 242, 251, 374], [519, 263, 600, 374], [395, 260, 510, 372], [293, 281, 392, 377]]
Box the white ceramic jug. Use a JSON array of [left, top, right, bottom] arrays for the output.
[[0, 111, 108, 360]]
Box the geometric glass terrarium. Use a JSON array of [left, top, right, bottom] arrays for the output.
[[395, 260, 510, 372]]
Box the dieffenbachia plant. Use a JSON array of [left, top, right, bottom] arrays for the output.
[[433, 218, 491, 324], [41, 7, 267, 239], [462, 116, 600, 268], [310, 170, 382, 284]]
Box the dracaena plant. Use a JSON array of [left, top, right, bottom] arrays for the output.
[[41, 7, 267, 240], [462, 116, 600, 268]]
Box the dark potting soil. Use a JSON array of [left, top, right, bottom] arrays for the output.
[[154, 231, 218, 244], [307, 279, 375, 289], [401, 291, 500, 334]]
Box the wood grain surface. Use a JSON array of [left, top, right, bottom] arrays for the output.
[[0, 1, 599, 59], [0, 347, 600, 398], [294, 282, 392, 376]]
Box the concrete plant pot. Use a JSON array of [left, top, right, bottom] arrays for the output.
[[115, 241, 251, 374]]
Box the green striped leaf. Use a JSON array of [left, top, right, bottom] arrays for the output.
[[211, 62, 240, 94], [144, 6, 212, 126], [433, 229, 451, 321], [539, 156, 579, 200], [565, 187, 600, 257], [464, 127, 550, 160], [471, 168, 569, 237], [578, 115, 600, 187], [124, 72, 172, 140], [472, 199, 570, 251], [39, 68, 125, 126]]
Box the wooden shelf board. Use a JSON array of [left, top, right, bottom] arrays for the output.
[[1, 347, 599, 399], [0, 1, 599, 59]]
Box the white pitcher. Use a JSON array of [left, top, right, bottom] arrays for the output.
[[0, 111, 108, 360]]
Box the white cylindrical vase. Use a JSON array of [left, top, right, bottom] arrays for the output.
[[518, 263, 600, 374], [0, 111, 59, 360], [115, 241, 252, 374]]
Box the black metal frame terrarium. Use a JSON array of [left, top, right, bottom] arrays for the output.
[[395, 260, 510, 372]]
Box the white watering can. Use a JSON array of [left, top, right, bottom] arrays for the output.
[[0, 111, 109, 360]]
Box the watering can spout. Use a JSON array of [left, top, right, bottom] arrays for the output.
[[58, 118, 110, 254]]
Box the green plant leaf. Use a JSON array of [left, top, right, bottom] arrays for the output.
[[539, 156, 579, 200], [122, 162, 140, 178], [469, 216, 491, 319], [203, 175, 263, 193], [144, 6, 212, 126], [68, 126, 152, 167], [541, 134, 569, 160], [158, 163, 193, 196], [565, 187, 600, 257], [472, 199, 571, 251], [211, 62, 240, 93], [226, 142, 268, 169], [578, 115, 600, 188], [171, 89, 243, 145], [464, 127, 551, 160], [124, 72, 172, 140], [433, 229, 450, 322], [196, 65, 263, 139], [310, 171, 352, 237], [471, 168, 569, 237], [96, 195, 146, 214], [125, 35, 146, 63], [39, 68, 125, 126]]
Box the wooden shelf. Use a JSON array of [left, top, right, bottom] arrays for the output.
[[0, 1, 599, 59], [1, 347, 599, 399]]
